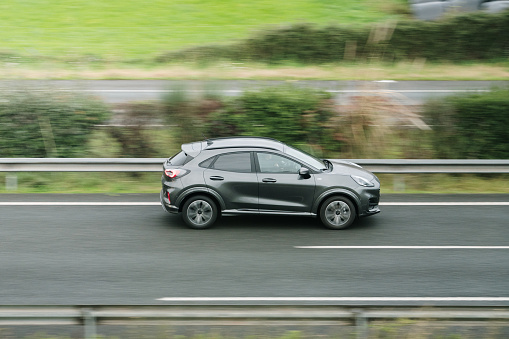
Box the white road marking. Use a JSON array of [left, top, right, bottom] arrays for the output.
[[380, 202, 509, 206], [328, 89, 491, 93], [31, 89, 244, 94], [0, 202, 160, 206], [294, 246, 509, 249], [156, 297, 509, 302], [0, 201, 507, 206]]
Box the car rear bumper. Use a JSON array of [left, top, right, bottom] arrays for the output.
[[160, 189, 179, 214]]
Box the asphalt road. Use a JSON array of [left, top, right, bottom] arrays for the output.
[[1, 80, 507, 104], [1, 194, 508, 306]]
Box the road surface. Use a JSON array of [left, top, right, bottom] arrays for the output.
[[1, 193, 508, 306], [1, 80, 507, 104]]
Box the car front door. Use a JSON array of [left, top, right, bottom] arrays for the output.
[[255, 152, 316, 213], [204, 151, 258, 211]]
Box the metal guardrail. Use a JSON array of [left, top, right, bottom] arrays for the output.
[[1, 305, 509, 339], [0, 158, 167, 172], [1, 158, 509, 173]]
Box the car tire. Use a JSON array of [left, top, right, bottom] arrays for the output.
[[319, 196, 356, 230], [182, 195, 218, 229]]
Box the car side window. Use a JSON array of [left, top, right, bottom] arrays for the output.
[[256, 152, 301, 173], [211, 152, 252, 173], [199, 156, 215, 168]]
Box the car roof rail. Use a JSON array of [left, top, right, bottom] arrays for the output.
[[203, 136, 284, 151]]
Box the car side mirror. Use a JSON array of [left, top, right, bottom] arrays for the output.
[[299, 167, 311, 178]]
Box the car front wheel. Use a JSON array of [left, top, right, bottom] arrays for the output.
[[320, 196, 356, 230], [182, 195, 218, 229]]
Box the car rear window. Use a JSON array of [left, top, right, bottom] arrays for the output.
[[168, 151, 193, 166]]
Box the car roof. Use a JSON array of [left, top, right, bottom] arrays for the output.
[[206, 137, 285, 151], [182, 137, 285, 157]]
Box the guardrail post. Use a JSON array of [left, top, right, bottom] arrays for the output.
[[81, 308, 97, 339], [6, 174, 17, 191], [352, 308, 368, 339], [393, 176, 405, 192]]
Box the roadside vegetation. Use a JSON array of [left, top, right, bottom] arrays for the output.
[[1, 85, 509, 194], [1, 2, 508, 193], [0, 1, 507, 80], [3, 322, 508, 339], [0, 91, 109, 158], [4, 86, 508, 160], [0, 0, 409, 60]]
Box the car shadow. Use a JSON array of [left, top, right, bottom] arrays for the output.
[[218, 214, 321, 230], [160, 211, 379, 231]]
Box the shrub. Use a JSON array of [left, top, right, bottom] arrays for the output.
[[0, 90, 109, 157], [162, 85, 224, 145], [388, 11, 509, 61], [207, 85, 339, 156], [423, 87, 509, 159], [157, 10, 509, 64], [107, 102, 161, 158]]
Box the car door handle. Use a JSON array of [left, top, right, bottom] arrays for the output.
[[209, 176, 224, 181], [262, 178, 277, 183]]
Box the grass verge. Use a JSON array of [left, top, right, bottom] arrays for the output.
[[1, 172, 508, 194], [1, 323, 507, 339], [0, 0, 408, 60], [1, 61, 509, 80]]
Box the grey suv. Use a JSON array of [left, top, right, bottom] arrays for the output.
[[161, 137, 380, 229]]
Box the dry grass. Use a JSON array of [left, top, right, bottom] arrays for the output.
[[0, 62, 508, 80]]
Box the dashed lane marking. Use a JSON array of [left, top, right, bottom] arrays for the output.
[[0, 202, 160, 206], [156, 297, 509, 302], [380, 202, 509, 206], [294, 246, 509, 249]]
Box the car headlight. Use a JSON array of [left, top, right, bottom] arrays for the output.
[[351, 175, 375, 187]]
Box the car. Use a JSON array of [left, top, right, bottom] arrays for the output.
[[160, 137, 380, 230]]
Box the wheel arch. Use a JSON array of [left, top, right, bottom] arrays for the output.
[[176, 187, 226, 213], [314, 189, 361, 217]]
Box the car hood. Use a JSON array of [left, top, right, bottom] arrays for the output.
[[329, 159, 376, 179]]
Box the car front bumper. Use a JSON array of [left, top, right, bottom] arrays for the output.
[[358, 187, 381, 217]]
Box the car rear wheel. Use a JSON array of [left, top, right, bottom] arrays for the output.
[[320, 196, 356, 230], [182, 195, 218, 229]]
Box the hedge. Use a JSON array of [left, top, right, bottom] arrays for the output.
[[422, 87, 509, 159], [0, 91, 110, 157], [206, 85, 339, 156], [157, 10, 509, 64]]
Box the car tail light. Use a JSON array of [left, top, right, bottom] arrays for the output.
[[164, 169, 181, 178], [167, 192, 171, 203]]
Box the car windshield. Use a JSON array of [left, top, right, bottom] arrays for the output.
[[284, 145, 327, 170]]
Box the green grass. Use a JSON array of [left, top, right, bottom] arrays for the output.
[[5, 326, 505, 339], [0, 172, 162, 194], [0, 0, 408, 60], [1, 1, 507, 81], [2, 172, 508, 195]]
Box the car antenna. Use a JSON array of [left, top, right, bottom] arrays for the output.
[[203, 133, 213, 146]]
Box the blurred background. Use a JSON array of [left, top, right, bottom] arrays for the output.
[[0, 0, 508, 193]]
